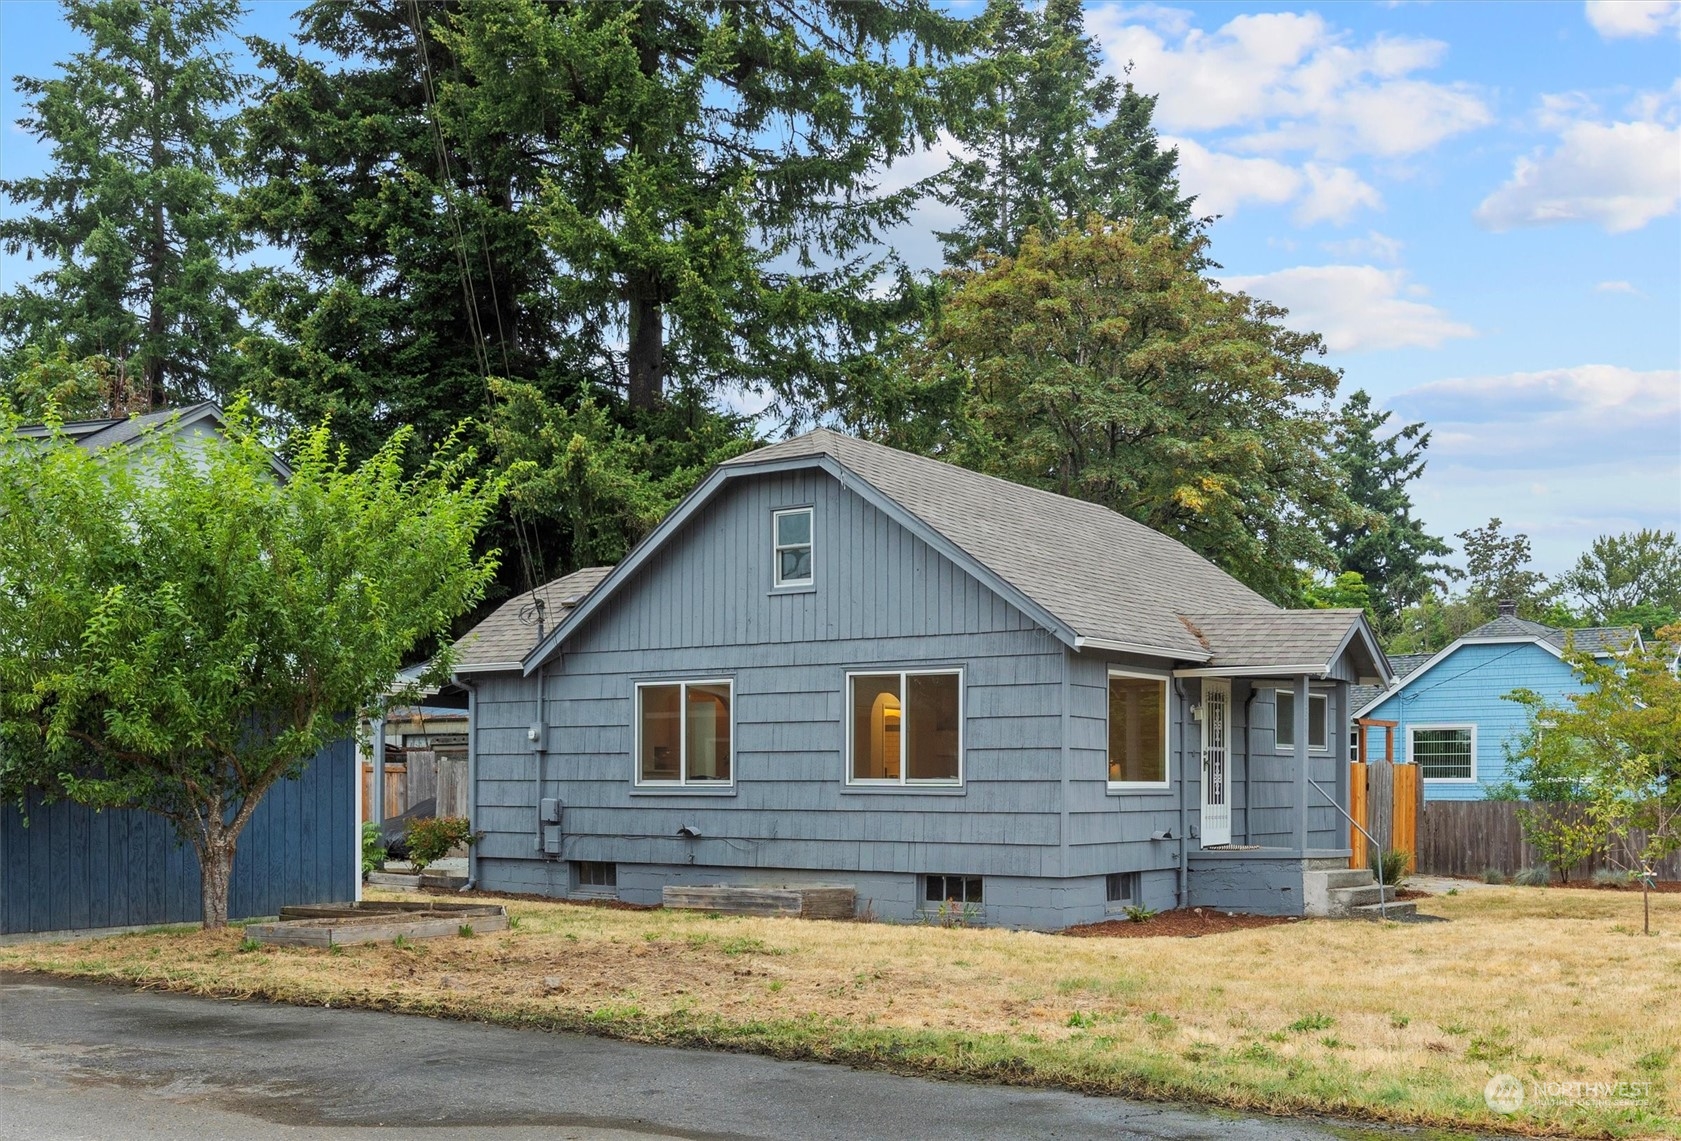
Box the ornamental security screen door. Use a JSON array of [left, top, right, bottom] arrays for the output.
[[1200, 679, 1232, 846]]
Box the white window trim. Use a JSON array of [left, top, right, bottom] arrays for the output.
[[1273, 688, 1331, 754], [844, 668, 964, 787], [1107, 668, 1172, 791], [1408, 722, 1478, 783], [633, 678, 736, 788], [772, 506, 814, 588]]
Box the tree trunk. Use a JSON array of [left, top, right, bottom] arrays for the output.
[[627, 290, 664, 410], [197, 829, 237, 930]]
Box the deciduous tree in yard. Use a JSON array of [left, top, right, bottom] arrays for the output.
[[0, 405, 503, 927]]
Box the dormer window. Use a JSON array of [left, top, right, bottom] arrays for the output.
[[773, 507, 813, 587]]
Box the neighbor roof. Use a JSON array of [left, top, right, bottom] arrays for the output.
[[1461, 614, 1640, 654], [11, 401, 292, 478], [1351, 652, 1430, 712], [721, 429, 1276, 660], [454, 567, 614, 672]]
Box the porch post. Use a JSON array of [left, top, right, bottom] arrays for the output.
[[1294, 674, 1310, 855], [370, 709, 386, 827]]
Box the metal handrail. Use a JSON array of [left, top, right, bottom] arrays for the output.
[[1308, 777, 1388, 920]]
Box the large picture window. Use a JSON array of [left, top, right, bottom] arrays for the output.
[[1411, 725, 1475, 781], [1275, 689, 1329, 751], [848, 670, 961, 784], [1108, 672, 1168, 787], [772, 507, 813, 587], [636, 680, 733, 786]]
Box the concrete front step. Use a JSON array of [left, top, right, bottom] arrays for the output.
[[1336, 883, 1402, 908], [1352, 899, 1418, 920], [1319, 868, 1375, 889]]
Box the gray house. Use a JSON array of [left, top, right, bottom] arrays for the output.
[[451, 430, 1393, 928]]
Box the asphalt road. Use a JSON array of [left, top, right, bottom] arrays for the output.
[[0, 974, 1448, 1140]]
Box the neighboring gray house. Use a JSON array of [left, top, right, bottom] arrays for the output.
[[11, 401, 293, 479], [450, 430, 1392, 928]]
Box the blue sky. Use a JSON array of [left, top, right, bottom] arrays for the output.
[[3, 0, 1678, 577]]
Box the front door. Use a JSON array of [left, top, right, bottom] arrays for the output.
[[1200, 679, 1232, 846]]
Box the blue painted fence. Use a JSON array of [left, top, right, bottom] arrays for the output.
[[1, 738, 356, 935]]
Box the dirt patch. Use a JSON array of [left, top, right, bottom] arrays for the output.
[[420, 886, 658, 910], [1063, 909, 1298, 938], [1393, 888, 1430, 901]]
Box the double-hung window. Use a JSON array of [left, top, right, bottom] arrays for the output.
[[1275, 689, 1329, 751], [847, 670, 962, 784], [1410, 725, 1475, 781], [636, 679, 733, 786], [773, 507, 813, 588], [1108, 671, 1169, 787]]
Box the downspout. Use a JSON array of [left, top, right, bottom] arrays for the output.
[[456, 674, 479, 892], [1172, 678, 1190, 908]]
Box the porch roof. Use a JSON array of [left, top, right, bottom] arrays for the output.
[[1173, 609, 1391, 684]]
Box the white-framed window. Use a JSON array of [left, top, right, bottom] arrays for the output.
[[846, 669, 962, 785], [772, 506, 813, 587], [635, 679, 734, 786], [1409, 724, 1476, 781], [1274, 689, 1329, 752], [1108, 669, 1170, 788]]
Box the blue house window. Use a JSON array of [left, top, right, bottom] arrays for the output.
[[772, 507, 813, 588], [636, 680, 733, 786], [1410, 725, 1476, 781], [847, 670, 962, 785]]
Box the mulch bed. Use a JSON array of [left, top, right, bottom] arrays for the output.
[[1063, 908, 1299, 939], [1394, 888, 1430, 900], [1571, 880, 1681, 894]]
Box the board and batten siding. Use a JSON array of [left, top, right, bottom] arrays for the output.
[[1360, 641, 1580, 801], [473, 469, 1072, 894], [1, 738, 356, 935]]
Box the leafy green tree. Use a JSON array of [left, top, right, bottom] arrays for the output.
[[1323, 390, 1451, 626], [1560, 529, 1681, 629], [0, 0, 255, 408], [1506, 625, 1681, 932], [0, 404, 502, 927], [894, 217, 1352, 603], [1303, 570, 1372, 613], [935, 0, 1196, 267], [484, 380, 754, 577], [1383, 592, 1490, 655], [1457, 517, 1553, 618], [1, 347, 131, 421]]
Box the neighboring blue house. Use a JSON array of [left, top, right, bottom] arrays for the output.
[[1351, 603, 1640, 802], [450, 430, 1395, 928]]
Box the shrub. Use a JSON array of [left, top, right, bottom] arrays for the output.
[[1513, 866, 1551, 887], [1591, 868, 1634, 888], [1122, 904, 1157, 923], [361, 820, 386, 877], [1368, 847, 1410, 887], [404, 815, 474, 873], [1481, 867, 1507, 884]]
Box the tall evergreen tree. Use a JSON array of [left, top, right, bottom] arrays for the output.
[[0, 0, 254, 409], [1324, 390, 1451, 625], [935, 0, 1197, 266]]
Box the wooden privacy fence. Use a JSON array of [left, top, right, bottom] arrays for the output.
[[1348, 759, 1423, 873], [1416, 800, 1681, 881], [361, 750, 468, 822]]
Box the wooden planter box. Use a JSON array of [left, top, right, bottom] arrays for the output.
[[247, 901, 507, 947], [662, 884, 856, 919]]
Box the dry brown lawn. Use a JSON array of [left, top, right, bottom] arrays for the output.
[[4, 885, 1678, 1138]]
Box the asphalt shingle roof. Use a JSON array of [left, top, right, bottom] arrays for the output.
[[1181, 609, 1373, 672], [13, 402, 220, 451], [1463, 614, 1640, 654], [726, 430, 1338, 663], [1351, 652, 1430, 712], [455, 567, 614, 671]]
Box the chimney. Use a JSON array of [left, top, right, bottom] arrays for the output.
[[1497, 599, 1517, 618]]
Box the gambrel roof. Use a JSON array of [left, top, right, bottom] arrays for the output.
[[521, 429, 1390, 681]]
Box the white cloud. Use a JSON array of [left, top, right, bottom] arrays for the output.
[[1294, 164, 1383, 225], [1594, 279, 1642, 294], [1585, 0, 1681, 38], [1321, 231, 1405, 262], [1087, 9, 1493, 158], [1166, 136, 1301, 217], [1220, 265, 1474, 352], [1478, 82, 1681, 233]]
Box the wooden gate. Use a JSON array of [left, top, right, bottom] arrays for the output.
[[1349, 758, 1422, 873]]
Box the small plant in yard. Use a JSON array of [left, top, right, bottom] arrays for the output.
[[1514, 866, 1552, 887], [404, 816, 475, 873], [1066, 1011, 1096, 1029], [1445, 887, 1459, 896], [393, 933, 415, 951], [361, 821, 386, 878], [237, 937, 261, 954], [927, 899, 983, 928], [1287, 1012, 1334, 1033], [507, 915, 521, 930], [1481, 867, 1507, 884], [1591, 868, 1635, 888], [1122, 904, 1157, 923], [1368, 847, 1410, 889], [458, 923, 475, 938], [1388, 1012, 1410, 1029]]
